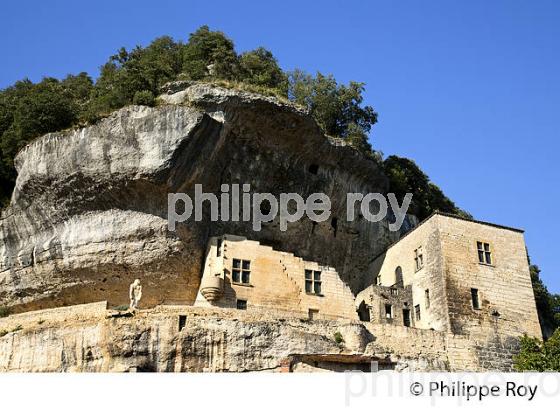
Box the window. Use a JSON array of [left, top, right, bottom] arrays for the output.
[[178, 315, 187, 331], [394, 266, 403, 287], [232, 259, 251, 284], [471, 288, 480, 310], [236, 299, 247, 310], [308, 309, 319, 320], [414, 247, 424, 271], [305, 269, 322, 295], [376, 275, 381, 285], [390, 288, 399, 296], [403, 309, 411, 327], [357, 301, 370, 322], [216, 238, 222, 257], [477, 242, 492, 265], [385, 304, 393, 319], [425, 289, 430, 309], [414, 304, 421, 321]]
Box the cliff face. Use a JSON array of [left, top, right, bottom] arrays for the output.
[[0, 84, 399, 312], [0, 303, 449, 372]]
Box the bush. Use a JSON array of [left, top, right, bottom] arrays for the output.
[[334, 331, 344, 345], [113, 305, 129, 311], [0, 306, 10, 318], [133, 90, 155, 106], [514, 329, 560, 371]]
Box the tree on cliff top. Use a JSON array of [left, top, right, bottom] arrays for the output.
[[287, 70, 377, 158], [383, 155, 471, 221], [0, 25, 463, 223]]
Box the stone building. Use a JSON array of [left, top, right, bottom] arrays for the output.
[[355, 211, 541, 369], [194, 234, 358, 320], [357, 211, 541, 335], [190, 212, 541, 371]]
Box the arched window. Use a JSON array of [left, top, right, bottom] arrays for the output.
[[395, 266, 403, 287]]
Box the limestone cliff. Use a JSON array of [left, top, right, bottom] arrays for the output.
[[0, 302, 449, 372], [0, 83, 399, 312]]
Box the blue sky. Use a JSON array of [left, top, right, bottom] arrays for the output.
[[1, 0, 558, 291]]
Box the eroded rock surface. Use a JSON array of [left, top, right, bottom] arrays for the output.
[[0, 304, 448, 372]]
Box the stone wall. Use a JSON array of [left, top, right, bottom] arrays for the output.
[[370, 216, 449, 332], [0, 303, 448, 372], [438, 215, 541, 340], [194, 235, 358, 320], [355, 284, 414, 327]]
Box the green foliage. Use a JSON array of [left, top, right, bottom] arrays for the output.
[[133, 90, 155, 106], [182, 25, 238, 81], [0, 75, 92, 202], [0, 306, 10, 318], [11, 324, 23, 332], [529, 263, 560, 338], [0, 330, 7, 337], [333, 331, 344, 345], [383, 155, 471, 221], [238, 47, 287, 92], [514, 329, 560, 371], [0, 24, 465, 227], [113, 305, 129, 311], [287, 70, 377, 156], [85, 36, 183, 121]]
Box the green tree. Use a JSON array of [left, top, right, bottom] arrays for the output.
[[238, 47, 287, 92], [182, 25, 238, 80], [383, 155, 471, 221], [530, 263, 560, 338], [133, 90, 155, 106], [287, 70, 377, 156], [0, 77, 83, 204], [85, 36, 182, 121], [514, 329, 560, 371]]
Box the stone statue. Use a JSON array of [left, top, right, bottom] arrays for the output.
[[129, 279, 142, 310]]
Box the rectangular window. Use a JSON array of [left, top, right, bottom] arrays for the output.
[[425, 289, 430, 309], [236, 299, 247, 310], [216, 238, 222, 257], [308, 309, 319, 320], [415, 304, 421, 321], [390, 288, 398, 296], [471, 288, 480, 310], [403, 309, 411, 327], [178, 315, 187, 331], [414, 246, 424, 271], [232, 258, 251, 284], [385, 304, 393, 319], [305, 269, 322, 295], [477, 242, 492, 265]]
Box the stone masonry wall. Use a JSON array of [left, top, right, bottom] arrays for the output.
[[194, 235, 358, 320], [370, 217, 449, 332]]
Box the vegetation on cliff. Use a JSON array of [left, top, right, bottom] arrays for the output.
[[529, 262, 560, 338], [514, 329, 560, 371], [1, 25, 463, 223]]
